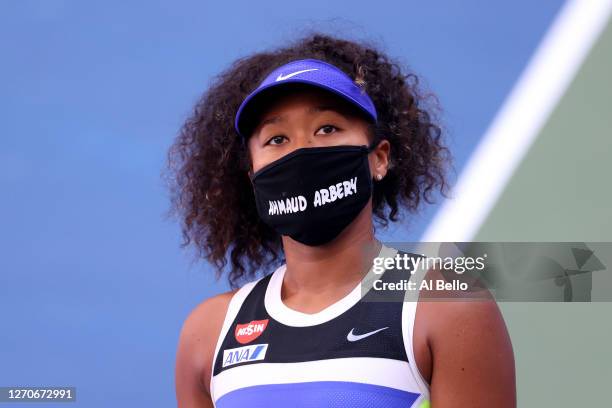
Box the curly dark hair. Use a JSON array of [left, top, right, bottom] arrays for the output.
[[164, 32, 451, 288]]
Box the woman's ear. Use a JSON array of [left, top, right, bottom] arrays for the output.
[[370, 139, 391, 180]]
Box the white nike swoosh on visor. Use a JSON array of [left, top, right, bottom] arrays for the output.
[[276, 68, 318, 81], [346, 326, 389, 342]]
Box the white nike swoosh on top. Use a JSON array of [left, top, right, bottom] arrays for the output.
[[276, 68, 318, 81], [346, 327, 389, 342]]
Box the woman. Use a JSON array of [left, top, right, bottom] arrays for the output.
[[169, 33, 515, 407]]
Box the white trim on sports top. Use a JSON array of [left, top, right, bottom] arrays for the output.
[[212, 357, 417, 402], [402, 249, 432, 402], [264, 243, 399, 327]]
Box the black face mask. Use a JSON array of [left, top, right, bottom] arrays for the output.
[[250, 143, 377, 246]]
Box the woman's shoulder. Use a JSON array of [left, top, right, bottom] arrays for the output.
[[176, 274, 271, 393], [178, 288, 240, 351], [191, 289, 240, 319], [414, 267, 515, 406], [416, 266, 500, 332], [183, 273, 271, 331], [175, 288, 240, 401]]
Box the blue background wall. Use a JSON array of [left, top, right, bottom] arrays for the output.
[[0, 1, 564, 406]]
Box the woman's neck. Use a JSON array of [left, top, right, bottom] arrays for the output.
[[279, 202, 381, 313]]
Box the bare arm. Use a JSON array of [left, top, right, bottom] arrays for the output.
[[175, 291, 237, 408], [418, 270, 516, 407]]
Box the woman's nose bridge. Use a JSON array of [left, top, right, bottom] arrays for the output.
[[283, 107, 319, 147], [291, 128, 316, 149]]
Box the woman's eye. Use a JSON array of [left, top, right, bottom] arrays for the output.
[[316, 124, 339, 135], [265, 135, 287, 145]]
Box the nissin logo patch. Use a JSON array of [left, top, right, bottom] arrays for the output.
[[222, 344, 268, 368], [234, 319, 269, 344]]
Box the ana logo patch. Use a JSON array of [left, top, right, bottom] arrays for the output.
[[222, 344, 269, 368], [234, 319, 269, 344]]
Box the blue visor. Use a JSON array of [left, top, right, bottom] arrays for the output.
[[234, 58, 378, 139]]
